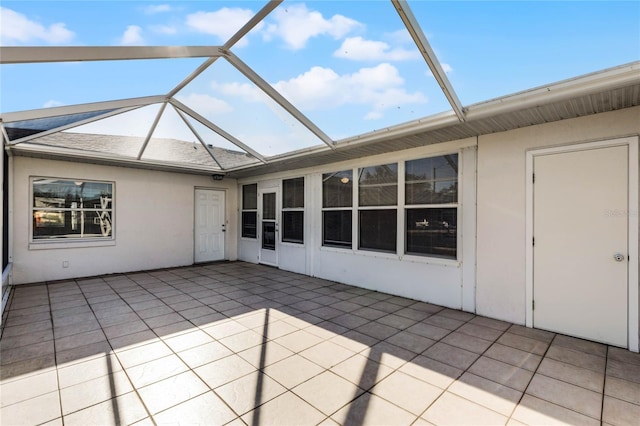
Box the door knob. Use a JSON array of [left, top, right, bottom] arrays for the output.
[[613, 253, 625, 262]]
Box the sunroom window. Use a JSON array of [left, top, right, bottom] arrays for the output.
[[32, 178, 113, 240], [322, 170, 353, 248], [405, 154, 458, 259], [358, 163, 397, 253], [282, 177, 304, 244], [241, 184, 257, 238]]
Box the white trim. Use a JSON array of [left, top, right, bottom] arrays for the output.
[[525, 136, 639, 351]]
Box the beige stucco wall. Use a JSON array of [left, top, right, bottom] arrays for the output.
[[476, 106, 640, 324], [11, 157, 238, 284]]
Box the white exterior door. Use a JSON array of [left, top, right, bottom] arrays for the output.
[[533, 145, 628, 346], [259, 189, 279, 266], [194, 189, 225, 263]]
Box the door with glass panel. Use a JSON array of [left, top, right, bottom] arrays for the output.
[[259, 189, 279, 266]]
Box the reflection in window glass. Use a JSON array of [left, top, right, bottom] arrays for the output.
[[406, 154, 458, 205], [323, 210, 352, 248], [263, 193, 276, 221], [406, 208, 457, 259], [323, 171, 352, 208], [359, 164, 398, 207], [241, 184, 257, 238], [282, 178, 304, 244], [359, 209, 396, 253], [32, 178, 113, 240]]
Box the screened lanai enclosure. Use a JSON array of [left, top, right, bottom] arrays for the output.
[[1, 0, 640, 351]]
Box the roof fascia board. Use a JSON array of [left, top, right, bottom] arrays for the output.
[[1, 96, 165, 122], [1, 124, 10, 145], [223, 0, 283, 49], [224, 52, 337, 150], [9, 143, 222, 175], [137, 102, 168, 160], [6, 106, 141, 146], [391, 0, 466, 121], [0, 46, 223, 64], [172, 105, 223, 169], [169, 98, 267, 163], [465, 61, 640, 120]]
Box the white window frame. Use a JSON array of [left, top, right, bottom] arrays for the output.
[[281, 177, 304, 245], [241, 183, 258, 240]]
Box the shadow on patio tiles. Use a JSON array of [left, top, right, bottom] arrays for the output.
[[1, 261, 639, 425]]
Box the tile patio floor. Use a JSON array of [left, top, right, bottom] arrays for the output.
[[1, 261, 639, 426]]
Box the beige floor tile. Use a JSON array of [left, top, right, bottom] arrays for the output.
[[263, 354, 324, 389], [0, 390, 61, 426], [512, 394, 599, 426], [55, 329, 107, 352], [371, 371, 442, 415], [526, 374, 602, 419], [163, 329, 214, 352], [449, 372, 522, 416], [363, 341, 415, 369], [406, 322, 451, 340], [152, 391, 237, 426], [215, 370, 287, 415], [0, 354, 56, 381], [202, 320, 248, 339], [546, 345, 606, 373], [398, 355, 463, 389], [442, 331, 494, 354], [0, 329, 54, 350], [607, 358, 640, 384], [537, 357, 604, 392], [238, 341, 294, 369], [422, 392, 507, 425], [332, 392, 416, 425], [605, 376, 640, 405], [355, 322, 399, 340], [497, 332, 549, 355], [63, 391, 148, 426], [254, 319, 299, 340], [56, 340, 114, 367], [484, 342, 542, 371], [552, 334, 607, 357], [57, 353, 123, 388], [608, 347, 640, 366], [385, 331, 435, 354], [109, 330, 159, 351], [60, 371, 133, 415], [0, 369, 58, 407], [469, 356, 533, 392], [126, 354, 189, 388], [194, 355, 256, 389], [469, 316, 511, 331], [423, 314, 465, 331], [274, 329, 324, 353], [2, 320, 52, 339], [1, 340, 55, 365], [102, 320, 150, 340], [329, 332, 375, 354], [219, 329, 265, 353], [375, 313, 417, 330], [138, 371, 208, 414], [457, 322, 504, 341], [507, 324, 555, 343], [602, 395, 640, 426], [293, 370, 363, 416], [330, 353, 393, 391], [424, 342, 479, 370], [300, 340, 356, 369], [177, 341, 233, 369], [116, 340, 173, 368], [241, 391, 325, 426]]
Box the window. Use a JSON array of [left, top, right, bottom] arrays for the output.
[[358, 164, 397, 252], [282, 177, 304, 244], [322, 170, 352, 248], [32, 178, 113, 240], [241, 184, 257, 238], [405, 154, 458, 259]]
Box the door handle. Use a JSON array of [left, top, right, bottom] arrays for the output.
[[613, 253, 625, 262]]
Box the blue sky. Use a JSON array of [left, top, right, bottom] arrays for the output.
[[1, 1, 639, 156]]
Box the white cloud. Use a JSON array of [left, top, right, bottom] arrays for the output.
[[177, 93, 233, 117], [333, 36, 419, 61], [120, 25, 145, 45], [143, 4, 172, 15], [272, 63, 427, 120], [150, 25, 178, 35], [263, 3, 362, 50], [0, 7, 74, 45], [211, 81, 265, 103], [43, 100, 64, 108], [426, 63, 453, 77], [186, 8, 261, 47]]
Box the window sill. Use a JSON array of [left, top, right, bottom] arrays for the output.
[[29, 239, 116, 250], [319, 246, 461, 268]]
